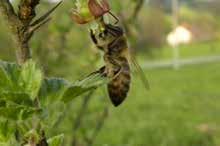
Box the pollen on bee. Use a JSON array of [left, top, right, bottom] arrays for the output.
[[100, 27, 105, 32]]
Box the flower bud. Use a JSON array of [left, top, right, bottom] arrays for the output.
[[88, 0, 110, 18], [70, 7, 94, 24], [70, 0, 110, 24]]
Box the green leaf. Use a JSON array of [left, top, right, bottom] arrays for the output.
[[0, 92, 33, 107], [0, 106, 41, 120], [19, 60, 43, 100], [0, 61, 21, 84], [47, 134, 64, 146], [0, 119, 15, 142], [41, 102, 65, 128], [0, 60, 108, 106], [20, 108, 42, 120], [0, 60, 43, 100], [0, 100, 6, 107], [62, 86, 95, 103], [62, 71, 108, 103], [39, 78, 69, 105], [0, 67, 9, 92], [40, 71, 108, 104], [0, 61, 21, 92], [0, 107, 23, 120]]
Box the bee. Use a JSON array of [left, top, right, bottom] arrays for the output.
[[90, 20, 149, 107]]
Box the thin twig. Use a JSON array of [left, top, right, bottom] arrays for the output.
[[28, 17, 51, 39], [72, 91, 95, 146], [30, 1, 62, 27], [131, 0, 144, 20], [84, 107, 109, 146]]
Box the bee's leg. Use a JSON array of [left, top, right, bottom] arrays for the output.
[[105, 55, 122, 79], [99, 66, 107, 77], [86, 66, 106, 78], [108, 11, 119, 24], [90, 29, 104, 51], [113, 66, 122, 80], [90, 29, 98, 44]]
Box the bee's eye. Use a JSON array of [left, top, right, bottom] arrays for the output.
[[103, 29, 108, 35], [99, 33, 103, 38], [99, 32, 106, 38]]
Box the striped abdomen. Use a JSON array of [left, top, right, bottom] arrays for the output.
[[107, 57, 131, 106]]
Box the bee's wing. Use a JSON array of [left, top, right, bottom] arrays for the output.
[[128, 53, 150, 90], [76, 66, 110, 88]]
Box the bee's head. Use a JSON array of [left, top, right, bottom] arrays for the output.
[[91, 28, 115, 47], [90, 24, 124, 47]]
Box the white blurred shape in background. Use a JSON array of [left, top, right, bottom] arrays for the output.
[[167, 26, 192, 47]]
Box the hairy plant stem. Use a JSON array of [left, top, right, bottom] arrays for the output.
[[0, 0, 37, 64], [0, 0, 61, 65], [15, 32, 31, 64]]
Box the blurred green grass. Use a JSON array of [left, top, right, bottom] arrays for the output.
[[141, 41, 220, 61], [94, 62, 220, 146]]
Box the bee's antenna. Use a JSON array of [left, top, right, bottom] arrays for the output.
[[108, 11, 119, 24]]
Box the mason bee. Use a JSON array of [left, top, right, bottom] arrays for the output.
[[90, 20, 149, 107]]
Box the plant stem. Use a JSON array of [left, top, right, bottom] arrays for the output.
[[0, 0, 39, 64]]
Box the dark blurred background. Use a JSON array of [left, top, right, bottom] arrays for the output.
[[1, 0, 220, 145]]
